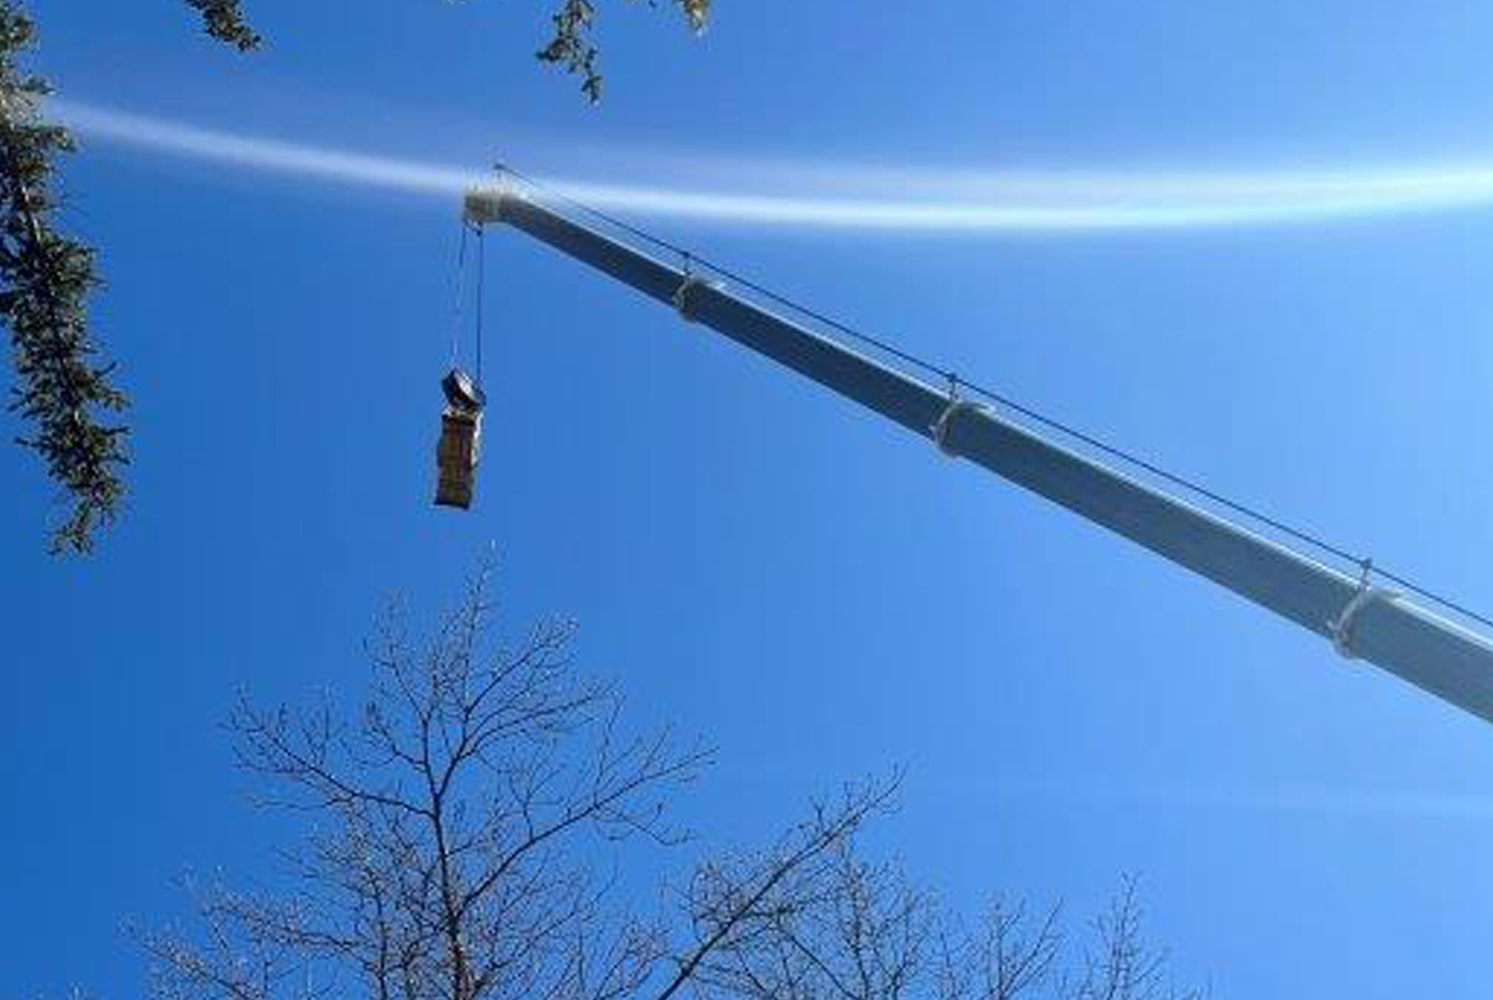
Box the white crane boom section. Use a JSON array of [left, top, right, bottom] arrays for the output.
[[465, 184, 1493, 727]]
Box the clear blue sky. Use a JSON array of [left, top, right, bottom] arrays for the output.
[[4, 0, 1493, 995]]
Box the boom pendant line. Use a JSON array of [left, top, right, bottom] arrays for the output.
[[462, 183, 1493, 726]]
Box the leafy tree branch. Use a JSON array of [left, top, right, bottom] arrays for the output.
[[0, 3, 126, 554], [183, 0, 262, 51], [537, 0, 711, 102]]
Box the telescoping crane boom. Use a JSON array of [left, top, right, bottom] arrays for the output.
[[461, 179, 1493, 727]]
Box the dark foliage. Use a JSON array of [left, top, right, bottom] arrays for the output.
[[183, 0, 262, 51], [0, 3, 127, 554], [538, 0, 710, 102]]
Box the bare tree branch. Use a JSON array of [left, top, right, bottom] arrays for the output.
[[1067, 877, 1205, 1000], [141, 559, 794, 1000], [667, 776, 904, 1000], [938, 896, 1062, 1000]]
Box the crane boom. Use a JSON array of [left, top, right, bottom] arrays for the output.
[[464, 183, 1493, 727]]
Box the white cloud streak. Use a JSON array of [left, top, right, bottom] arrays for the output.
[[999, 779, 1493, 821], [51, 98, 1493, 232]]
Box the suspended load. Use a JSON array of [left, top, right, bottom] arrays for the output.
[[435, 367, 485, 509]]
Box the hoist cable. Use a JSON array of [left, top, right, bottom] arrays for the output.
[[486, 164, 1493, 634], [449, 220, 471, 367], [476, 225, 486, 385]]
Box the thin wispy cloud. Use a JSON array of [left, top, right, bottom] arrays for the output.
[[52, 98, 1493, 232], [1004, 780, 1493, 821]]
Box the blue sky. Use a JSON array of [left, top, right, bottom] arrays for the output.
[[4, 0, 1493, 995]]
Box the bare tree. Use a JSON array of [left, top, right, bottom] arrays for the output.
[[689, 854, 1202, 1000], [1066, 877, 1204, 1000], [136, 559, 895, 1000], [133, 560, 1205, 1000]]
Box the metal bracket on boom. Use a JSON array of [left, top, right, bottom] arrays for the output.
[[930, 379, 990, 458], [673, 273, 722, 324], [1328, 560, 1399, 661]]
